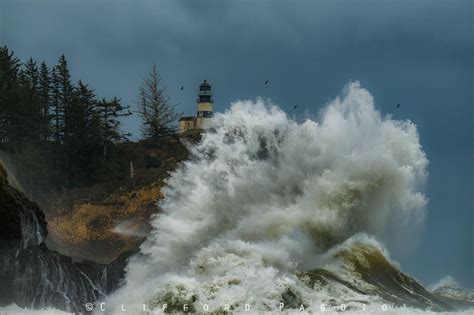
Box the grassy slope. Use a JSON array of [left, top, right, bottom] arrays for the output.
[[44, 136, 192, 263]]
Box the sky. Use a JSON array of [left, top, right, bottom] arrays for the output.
[[1, 0, 473, 288]]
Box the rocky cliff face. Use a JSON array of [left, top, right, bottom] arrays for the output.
[[0, 163, 127, 313], [0, 163, 47, 249]]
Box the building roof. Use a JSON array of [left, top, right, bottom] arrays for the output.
[[179, 116, 196, 121]]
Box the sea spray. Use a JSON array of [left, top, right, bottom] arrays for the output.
[[104, 82, 430, 313]]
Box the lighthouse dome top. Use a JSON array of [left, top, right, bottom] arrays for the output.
[[199, 80, 211, 91]]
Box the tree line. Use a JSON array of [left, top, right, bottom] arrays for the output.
[[0, 46, 180, 198]]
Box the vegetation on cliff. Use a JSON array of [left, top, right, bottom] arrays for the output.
[[0, 45, 180, 199], [0, 45, 190, 263], [45, 137, 190, 263]]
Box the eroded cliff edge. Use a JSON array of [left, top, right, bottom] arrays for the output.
[[0, 162, 127, 313]]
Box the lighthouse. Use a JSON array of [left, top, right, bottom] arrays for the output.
[[195, 80, 213, 129], [178, 80, 214, 133]]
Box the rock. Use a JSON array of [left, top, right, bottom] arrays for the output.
[[0, 162, 7, 185], [0, 162, 47, 248], [0, 163, 128, 313]]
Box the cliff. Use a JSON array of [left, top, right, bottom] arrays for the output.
[[0, 136, 193, 312], [0, 162, 127, 313], [0, 162, 47, 248], [44, 137, 191, 263]]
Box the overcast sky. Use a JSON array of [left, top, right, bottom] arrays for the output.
[[1, 0, 472, 287]]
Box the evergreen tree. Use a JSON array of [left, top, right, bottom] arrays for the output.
[[137, 63, 180, 140], [38, 61, 51, 140], [96, 97, 131, 159], [65, 80, 99, 184], [21, 57, 42, 142], [0, 49, 43, 195], [22, 58, 39, 92], [51, 55, 73, 145], [0, 47, 136, 189], [0, 46, 22, 147], [50, 67, 61, 144], [48, 55, 74, 185]]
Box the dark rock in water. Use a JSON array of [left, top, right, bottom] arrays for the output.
[[0, 244, 128, 313], [281, 288, 304, 309], [0, 163, 128, 313]]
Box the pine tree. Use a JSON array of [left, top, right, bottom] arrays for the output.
[[51, 55, 73, 145], [38, 61, 51, 140], [23, 58, 39, 92], [64, 80, 98, 185], [0, 47, 136, 189], [21, 57, 42, 142], [50, 67, 61, 144], [0, 46, 22, 146], [48, 55, 75, 185], [10, 57, 50, 197], [96, 97, 131, 159], [66, 80, 96, 144], [138, 63, 180, 140]]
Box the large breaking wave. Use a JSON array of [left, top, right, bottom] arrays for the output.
[[105, 82, 437, 313]]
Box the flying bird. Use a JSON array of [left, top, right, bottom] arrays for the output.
[[264, 80, 269, 85], [396, 104, 400, 108], [293, 105, 298, 109], [180, 86, 184, 90]]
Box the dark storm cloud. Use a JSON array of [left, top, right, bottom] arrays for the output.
[[1, 0, 472, 287]]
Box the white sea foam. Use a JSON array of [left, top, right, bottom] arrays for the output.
[[104, 82, 431, 313], [0, 304, 72, 315], [429, 276, 474, 302]]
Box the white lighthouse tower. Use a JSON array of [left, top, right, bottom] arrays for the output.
[[178, 80, 214, 134], [195, 80, 213, 129]]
